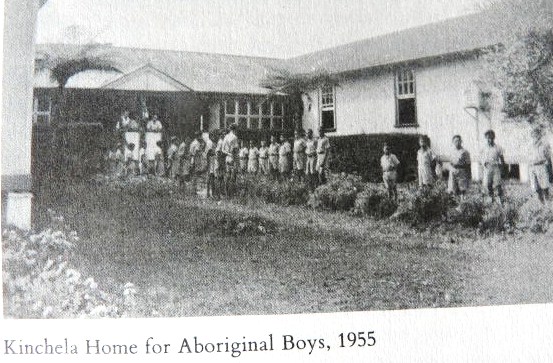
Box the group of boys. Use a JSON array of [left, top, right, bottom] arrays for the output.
[[235, 127, 331, 184], [107, 139, 165, 178], [111, 115, 552, 205], [381, 128, 552, 204], [162, 124, 333, 198]]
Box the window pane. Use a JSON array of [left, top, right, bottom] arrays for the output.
[[273, 118, 283, 130], [238, 117, 247, 128], [225, 117, 235, 128], [398, 83, 403, 95], [273, 102, 282, 116], [409, 82, 414, 95], [249, 117, 259, 129], [284, 118, 294, 130], [397, 98, 417, 125], [321, 110, 335, 130], [261, 117, 271, 129], [226, 100, 235, 115], [261, 101, 271, 115], [249, 102, 260, 117], [238, 100, 248, 115]]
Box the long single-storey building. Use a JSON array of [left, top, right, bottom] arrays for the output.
[[33, 10, 538, 182], [33, 44, 291, 139]]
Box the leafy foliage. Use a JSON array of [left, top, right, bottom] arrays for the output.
[[308, 173, 364, 211], [395, 183, 455, 226], [517, 198, 553, 233], [261, 68, 338, 128], [482, 0, 553, 124], [3, 211, 137, 318], [352, 184, 398, 219], [446, 195, 487, 228], [479, 201, 518, 234], [235, 174, 309, 206]]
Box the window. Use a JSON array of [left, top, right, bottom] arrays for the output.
[[320, 85, 335, 131], [223, 98, 285, 130], [33, 94, 51, 125], [395, 69, 417, 127]]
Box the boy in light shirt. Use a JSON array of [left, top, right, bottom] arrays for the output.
[[146, 115, 163, 132], [481, 129, 505, 204], [247, 140, 259, 174], [380, 143, 400, 201], [166, 136, 179, 179], [528, 127, 551, 203], [215, 130, 226, 196], [448, 135, 471, 198], [279, 134, 292, 181], [258, 140, 269, 175], [154, 141, 165, 177], [145, 140, 158, 176], [268, 135, 280, 179], [293, 129, 306, 181], [124, 143, 138, 176], [316, 128, 331, 185], [239, 141, 249, 173], [206, 136, 217, 199], [222, 124, 239, 197], [305, 129, 317, 190], [417, 135, 437, 188]]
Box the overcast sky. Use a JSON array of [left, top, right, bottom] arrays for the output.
[[36, 0, 487, 58]]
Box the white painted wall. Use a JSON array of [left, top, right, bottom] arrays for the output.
[[302, 57, 533, 169], [2, 0, 40, 229], [2, 0, 39, 179]]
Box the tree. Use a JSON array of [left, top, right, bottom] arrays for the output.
[[35, 42, 121, 181], [261, 68, 338, 130], [37, 43, 121, 125], [481, 0, 553, 125]]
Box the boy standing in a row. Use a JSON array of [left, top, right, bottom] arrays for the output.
[[481, 129, 505, 204]]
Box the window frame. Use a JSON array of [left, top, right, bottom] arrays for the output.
[[33, 94, 52, 126], [394, 69, 418, 128], [223, 98, 284, 131], [319, 85, 336, 132]]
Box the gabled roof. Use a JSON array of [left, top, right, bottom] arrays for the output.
[[287, 10, 509, 75], [34, 44, 283, 94], [34, 10, 510, 93], [100, 64, 193, 92]]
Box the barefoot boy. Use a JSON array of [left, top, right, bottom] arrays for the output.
[[380, 143, 400, 200]]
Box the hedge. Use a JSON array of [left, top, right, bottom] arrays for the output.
[[32, 123, 114, 184], [328, 133, 422, 183]]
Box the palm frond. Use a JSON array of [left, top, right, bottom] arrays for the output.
[[38, 43, 122, 88], [261, 68, 338, 95]]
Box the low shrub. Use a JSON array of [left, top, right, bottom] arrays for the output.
[[352, 184, 398, 219], [97, 175, 181, 199], [308, 173, 364, 211], [446, 196, 486, 228], [3, 212, 138, 318], [395, 183, 454, 225], [235, 174, 309, 206], [516, 198, 553, 233], [478, 201, 518, 233]]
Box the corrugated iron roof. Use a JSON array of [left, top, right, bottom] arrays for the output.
[[35, 44, 284, 94], [35, 10, 509, 93], [287, 11, 509, 74]]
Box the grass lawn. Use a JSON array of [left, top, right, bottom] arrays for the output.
[[31, 177, 553, 317]]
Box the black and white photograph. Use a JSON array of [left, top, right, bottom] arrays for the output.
[[2, 0, 553, 361]]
